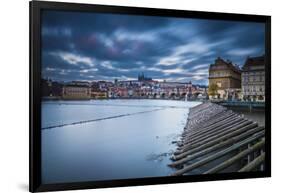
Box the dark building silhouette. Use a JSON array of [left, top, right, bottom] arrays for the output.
[[41, 79, 63, 97], [138, 72, 152, 81]]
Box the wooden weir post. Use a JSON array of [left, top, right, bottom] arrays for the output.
[[239, 152, 265, 172], [169, 102, 266, 175], [169, 128, 264, 168], [204, 139, 265, 174]]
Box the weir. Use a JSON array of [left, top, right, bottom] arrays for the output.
[[169, 102, 265, 175], [42, 107, 166, 130]]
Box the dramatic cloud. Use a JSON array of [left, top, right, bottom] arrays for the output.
[[50, 52, 96, 67], [41, 10, 265, 84]]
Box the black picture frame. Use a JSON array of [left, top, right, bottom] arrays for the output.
[[29, 1, 271, 192]]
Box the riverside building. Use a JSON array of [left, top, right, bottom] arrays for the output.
[[62, 81, 91, 99], [241, 55, 265, 102], [208, 57, 241, 100]]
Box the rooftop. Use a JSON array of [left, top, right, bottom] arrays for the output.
[[242, 55, 265, 71], [210, 57, 241, 73]]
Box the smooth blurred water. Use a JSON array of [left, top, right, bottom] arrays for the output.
[[41, 99, 200, 184]]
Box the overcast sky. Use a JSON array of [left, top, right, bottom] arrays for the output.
[[41, 10, 265, 85]]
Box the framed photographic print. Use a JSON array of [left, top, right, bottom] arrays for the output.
[[30, 1, 271, 192]]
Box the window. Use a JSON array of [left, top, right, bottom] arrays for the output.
[[249, 77, 253, 82]]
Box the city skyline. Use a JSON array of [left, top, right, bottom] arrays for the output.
[[42, 10, 265, 84]]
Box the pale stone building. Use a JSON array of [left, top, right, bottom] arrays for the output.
[[62, 81, 91, 99], [241, 56, 265, 102], [208, 57, 241, 99]]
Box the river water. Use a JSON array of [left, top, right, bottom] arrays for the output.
[[41, 99, 200, 184]]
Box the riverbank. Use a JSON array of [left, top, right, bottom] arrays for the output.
[[42, 96, 206, 102], [169, 102, 265, 175], [42, 97, 265, 110]]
